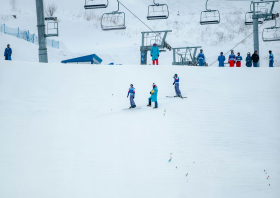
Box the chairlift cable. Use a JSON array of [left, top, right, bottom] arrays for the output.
[[209, 21, 268, 66]]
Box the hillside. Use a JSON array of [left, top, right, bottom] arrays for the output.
[[0, 0, 279, 65], [0, 60, 280, 198]]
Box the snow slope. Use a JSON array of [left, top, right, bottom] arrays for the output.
[[0, 0, 279, 65], [0, 60, 279, 198]]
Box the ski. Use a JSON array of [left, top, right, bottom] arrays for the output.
[[166, 96, 187, 98], [123, 107, 141, 110]]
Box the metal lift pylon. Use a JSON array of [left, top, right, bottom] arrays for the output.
[[140, 30, 172, 65]]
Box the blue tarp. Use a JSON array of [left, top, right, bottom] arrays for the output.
[[61, 54, 102, 64]]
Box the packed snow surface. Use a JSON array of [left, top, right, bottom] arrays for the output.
[[0, 61, 279, 198]]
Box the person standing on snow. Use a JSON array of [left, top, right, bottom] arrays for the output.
[[151, 43, 160, 65], [246, 52, 252, 67], [236, 52, 243, 67], [228, 50, 236, 67], [218, 52, 226, 67], [269, 50, 274, 67], [147, 83, 158, 109], [4, 44, 12, 60], [173, 74, 182, 97], [127, 84, 136, 109], [197, 49, 205, 66], [252, 50, 259, 67]]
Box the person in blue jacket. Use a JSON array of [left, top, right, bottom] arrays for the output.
[[218, 52, 226, 67], [4, 44, 12, 60], [127, 84, 136, 109], [151, 43, 160, 65], [269, 50, 274, 67], [147, 83, 158, 109], [197, 49, 205, 66], [173, 74, 182, 97], [236, 52, 243, 67], [246, 52, 252, 67]]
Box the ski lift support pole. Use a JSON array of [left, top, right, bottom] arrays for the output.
[[251, 0, 279, 67], [35, 0, 48, 63]]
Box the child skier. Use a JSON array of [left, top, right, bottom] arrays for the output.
[[151, 43, 160, 65], [173, 74, 182, 97], [236, 52, 243, 67], [127, 84, 136, 109], [197, 49, 205, 66], [228, 50, 236, 67], [147, 83, 158, 109], [246, 52, 252, 67], [269, 50, 274, 67], [218, 52, 226, 67]]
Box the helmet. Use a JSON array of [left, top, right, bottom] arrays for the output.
[[231, 50, 234, 53], [153, 83, 156, 87], [153, 43, 157, 46], [238, 52, 240, 55], [220, 52, 223, 54], [200, 49, 203, 52], [130, 84, 133, 87], [247, 52, 251, 55], [7, 44, 10, 46], [269, 50, 272, 53], [174, 74, 178, 76]]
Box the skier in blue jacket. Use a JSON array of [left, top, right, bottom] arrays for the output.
[[151, 43, 160, 65], [197, 49, 205, 66], [173, 74, 182, 97], [269, 50, 274, 67], [218, 52, 226, 67], [246, 52, 252, 67], [127, 84, 136, 109], [4, 44, 12, 60], [147, 83, 158, 109], [236, 52, 243, 67]]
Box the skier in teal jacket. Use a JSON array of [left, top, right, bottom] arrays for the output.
[[150, 43, 160, 65], [147, 83, 158, 109]]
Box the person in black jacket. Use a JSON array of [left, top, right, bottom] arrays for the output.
[[251, 50, 259, 67]]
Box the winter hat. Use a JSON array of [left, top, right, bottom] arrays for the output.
[[153, 83, 156, 87], [153, 43, 157, 46]]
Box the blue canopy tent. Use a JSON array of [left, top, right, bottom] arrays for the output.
[[61, 54, 102, 64]]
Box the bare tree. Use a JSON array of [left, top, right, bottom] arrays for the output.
[[45, 3, 58, 17], [9, 0, 18, 12]]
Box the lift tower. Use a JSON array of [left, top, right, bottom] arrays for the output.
[[35, 0, 48, 63], [249, 0, 279, 67], [140, 30, 172, 65]]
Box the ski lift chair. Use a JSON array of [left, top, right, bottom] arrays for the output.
[[147, 0, 169, 20], [200, 0, 220, 25], [262, 19, 280, 42], [101, 0, 126, 30], [245, 11, 264, 25], [84, 0, 109, 9], [45, 22, 59, 37]]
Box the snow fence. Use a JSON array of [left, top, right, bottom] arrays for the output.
[[0, 24, 59, 49]]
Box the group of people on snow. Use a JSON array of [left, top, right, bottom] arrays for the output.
[[150, 44, 274, 67], [218, 50, 274, 67], [127, 74, 182, 109]]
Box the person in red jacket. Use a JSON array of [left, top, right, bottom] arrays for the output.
[[228, 50, 236, 67]]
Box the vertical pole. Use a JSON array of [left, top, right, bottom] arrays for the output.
[[252, 2, 260, 67], [35, 0, 48, 63], [173, 49, 175, 64]]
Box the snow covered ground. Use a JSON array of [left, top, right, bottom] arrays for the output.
[[0, 60, 279, 198], [0, 0, 279, 65]]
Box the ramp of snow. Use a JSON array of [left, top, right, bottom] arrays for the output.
[[0, 61, 279, 198]]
